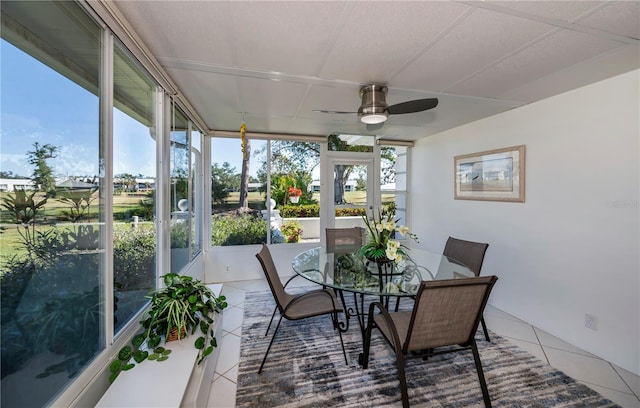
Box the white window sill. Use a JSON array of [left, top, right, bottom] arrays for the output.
[[96, 284, 224, 408]]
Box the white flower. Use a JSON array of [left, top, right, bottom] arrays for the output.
[[382, 220, 395, 232], [396, 225, 410, 235], [375, 222, 384, 232], [385, 246, 396, 260], [387, 240, 400, 250]]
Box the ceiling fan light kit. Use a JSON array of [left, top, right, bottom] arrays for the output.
[[316, 83, 439, 128], [358, 84, 389, 124]]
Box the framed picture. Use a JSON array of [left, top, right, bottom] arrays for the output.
[[454, 145, 525, 202]]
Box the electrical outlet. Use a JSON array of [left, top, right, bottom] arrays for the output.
[[585, 313, 598, 331], [225, 265, 230, 272]]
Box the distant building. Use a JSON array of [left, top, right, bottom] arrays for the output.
[[0, 178, 36, 192]]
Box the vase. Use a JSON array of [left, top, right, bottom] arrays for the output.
[[289, 196, 299, 204]]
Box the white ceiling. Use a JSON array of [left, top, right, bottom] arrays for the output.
[[113, 1, 639, 141]]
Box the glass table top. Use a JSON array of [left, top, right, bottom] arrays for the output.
[[291, 247, 476, 297]]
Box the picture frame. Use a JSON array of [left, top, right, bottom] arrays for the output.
[[454, 145, 525, 202]]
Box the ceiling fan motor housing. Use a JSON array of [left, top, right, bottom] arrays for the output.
[[358, 84, 389, 123]]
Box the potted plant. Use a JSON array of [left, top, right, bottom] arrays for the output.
[[287, 186, 302, 204], [108, 273, 227, 383], [281, 220, 303, 243]]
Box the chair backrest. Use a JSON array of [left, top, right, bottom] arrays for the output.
[[255, 244, 288, 312], [443, 237, 489, 276], [326, 227, 365, 253], [404, 276, 498, 352]]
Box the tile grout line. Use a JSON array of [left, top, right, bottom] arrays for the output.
[[608, 362, 640, 400], [530, 326, 551, 365]]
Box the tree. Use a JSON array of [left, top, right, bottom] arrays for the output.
[[0, 170, 27, 179], [211, 162, 236, 205], [238, 138, 250, 211], [114, 173, 137, 192], [27, 142, 58, 196]]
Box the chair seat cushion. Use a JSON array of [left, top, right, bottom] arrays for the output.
[[374, 310, 412, 347], [283, 289, 343, 320]]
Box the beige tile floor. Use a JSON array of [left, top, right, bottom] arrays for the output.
[[207, 278, 640, 408]]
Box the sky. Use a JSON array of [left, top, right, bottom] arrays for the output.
[[0, 39, 264, 181], [1, 40, 156, 179]]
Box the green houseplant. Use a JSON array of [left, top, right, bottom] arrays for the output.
[[109, 273, 227, 383]]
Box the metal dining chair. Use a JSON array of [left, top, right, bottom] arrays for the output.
[[255, 244, 348, 373], [326, 227, 365, 254], [363, 275, 499, 408], [443, 237, 491, 341]]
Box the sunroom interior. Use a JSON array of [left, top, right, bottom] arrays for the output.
[[0, 1, 638, 407]]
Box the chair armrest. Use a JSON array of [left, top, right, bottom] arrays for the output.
[[367, 302, 404, 356]]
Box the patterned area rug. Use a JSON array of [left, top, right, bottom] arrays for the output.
[[236, 290, 619, 407]]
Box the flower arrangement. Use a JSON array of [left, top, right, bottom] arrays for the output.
[[360, 208, 418, 262], [287, 186, 302, 197]]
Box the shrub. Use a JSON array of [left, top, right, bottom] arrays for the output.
[[211, 213, 267, 246], [113, 226, 156, 291], [335, 207, 366, 217], [281, 220, 303, 243], [279, 204, 319, 218], [170, 221, 189, 249]]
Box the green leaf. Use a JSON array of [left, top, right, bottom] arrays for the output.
[[194, 336, 205, 349], [148, 353, 159, 360], [188, 294, 198, 304], [122, 363, 135, 371], [153, 347, 166, 354], [203, 346, 213, 357], [109, 372, 119, 383], [162, 349, 172, 356], [210, 337, 217, 347], [110, 360, 121, 373], [118, 346, 131, 361], [132, 333, 146, 347], [157, 355, 169, 362], [132, 350, 149, 363], [200, 320, 208, 334], [148, 335, 161, 348]]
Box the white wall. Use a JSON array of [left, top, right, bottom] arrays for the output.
[[410, 70, 639, 375], [205, 242, 320, 283]]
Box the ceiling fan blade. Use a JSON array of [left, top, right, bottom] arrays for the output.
[[387, 98, 438, 115], [366, 122, 384, 132], [313, 109, 356, 114]]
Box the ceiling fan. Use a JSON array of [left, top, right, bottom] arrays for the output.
[[314, 84, 438, 130]]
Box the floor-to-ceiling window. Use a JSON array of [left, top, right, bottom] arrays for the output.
[[0, 2, 103, 406], [170, 104, 204, 271], [0, 2, 207, 406], [112, 42, 157, 333], [210, 136, 322, 246]]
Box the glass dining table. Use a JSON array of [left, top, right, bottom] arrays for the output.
[[291, 246, 476, 363]]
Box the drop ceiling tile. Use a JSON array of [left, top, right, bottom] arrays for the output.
[[226, 1, 347, 75], [297, 84, 363, 119], [319, 1, 471, 84], [576, 1, 640, 40], [392, 7, 556, 91], [499, 45, 640, 102], [488, 1, 605, 21], [164, 69, 241, 130], [237, 77, 309, 117], [447, 29, 624, 98], [114, 1, 236, 66]]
